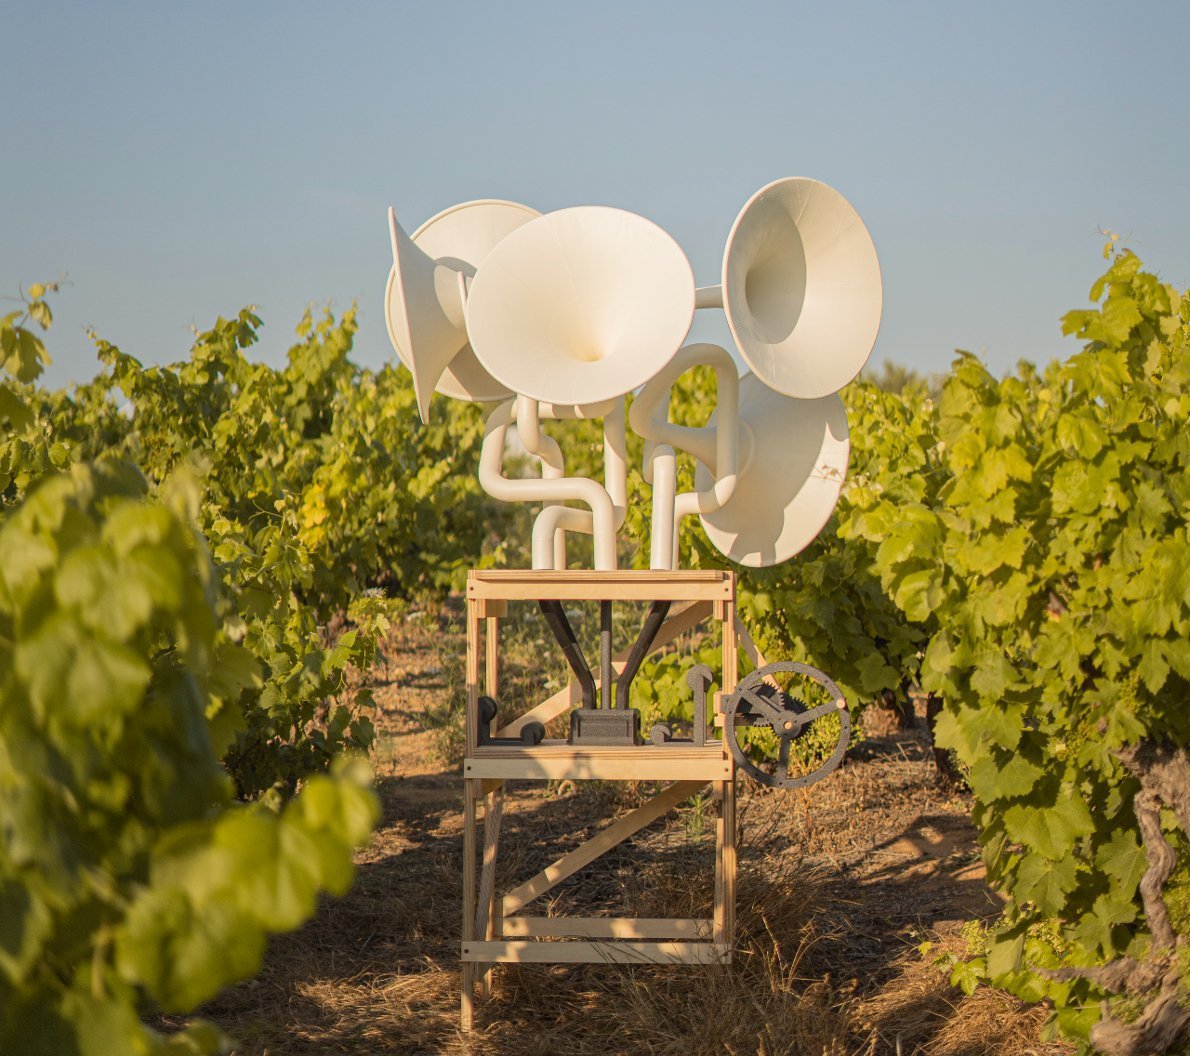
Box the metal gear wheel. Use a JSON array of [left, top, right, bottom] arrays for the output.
[[724, 661, 850, 789]]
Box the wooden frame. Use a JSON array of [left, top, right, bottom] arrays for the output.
[[460, 570, 737, 1030]]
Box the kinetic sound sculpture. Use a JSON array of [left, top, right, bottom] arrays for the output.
[[384, 176, 881, 1029]]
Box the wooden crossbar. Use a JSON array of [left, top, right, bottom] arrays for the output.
[[501, 780, 704, 915], [467, 570, 732, 602], [465, 744, 729, 782], [502, 916, 713, 939], [461, 940, 729, 964]]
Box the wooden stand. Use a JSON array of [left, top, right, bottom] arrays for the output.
[[459, 570, 738, 1030]]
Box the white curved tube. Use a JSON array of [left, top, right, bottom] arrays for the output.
[[649, 445, 677, 570], [525, 397, 626, 527], [629, 343, 742, 567], [518, 396, 629, 569], [480, 400, 617, 570], [602, 399, 628, 528], [516, 395, 569, 567], [533, 506, 594, 569]]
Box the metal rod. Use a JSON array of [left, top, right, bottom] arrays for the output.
[[538, 600, 596, 707], [600, 601, 613, 709]]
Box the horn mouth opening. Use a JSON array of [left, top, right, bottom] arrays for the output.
[[722, 177, 882, 401], [466, 206, 695, 406], [743, 236, 806, 345]]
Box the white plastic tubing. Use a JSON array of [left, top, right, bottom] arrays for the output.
[[628, 342, 741, 570], [478, 396, 625, 571]]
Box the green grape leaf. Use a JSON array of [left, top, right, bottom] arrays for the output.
[[1003, 786, 1094, 859], [1014, 852, 1078, 914], [970, 750, 1043, 801], [1096, 827, 1146, 900]]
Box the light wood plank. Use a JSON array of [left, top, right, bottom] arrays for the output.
[[461, 940, 728, 965], [475, 789, 504, 938], [467, 569, 732, 602], [501, 781, 704, 915], [476, 786, 503, 1000], [461, 779, 478, 1030], [714, 781, 725, 945], [502, 917, 712, 939], [722, 600, 737, 696], [465, 603, 480, 755], [465, 749, 730, 782], [722, 777, 737, 946], [485, 617, 499, 696]]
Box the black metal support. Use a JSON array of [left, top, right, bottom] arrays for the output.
[[600, 601, 613, 709], [538, 600, 596, 708], [648, 662, 711, 747], [686, 663, 711, 747], [616, 600, 671, 711]]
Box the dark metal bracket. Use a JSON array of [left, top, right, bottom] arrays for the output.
[[649, 663, 711, 747], [538, 600, 596, 708], [477, 695, 545, 747]]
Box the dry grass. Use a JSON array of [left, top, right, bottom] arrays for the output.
[[197, 603, 1071, 1056], [856, 929, 1068, 1056]]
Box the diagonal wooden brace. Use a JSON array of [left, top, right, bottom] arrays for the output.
[[501, 780, 704, 916]]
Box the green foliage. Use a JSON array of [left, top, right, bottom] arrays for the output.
[[860, 357, 940, 396], [628, 248, 1188, 1047], [845, 247, 1190, 1046], [21, 305, 501, 796], [1, 280, 96, 504], [0, 459, 378, 1055]]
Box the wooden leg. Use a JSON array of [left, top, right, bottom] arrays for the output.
[[722, 776, 736, 947], [476, 788, 504, 998], [465, 605, 480, 754], [485, 616, 499, 708], [715, 598, 738, 951], [462, 598, 482, 1030], [479, 613, 502, 997], [461, 779, 478, 1031], [713, 780, 726, 945]]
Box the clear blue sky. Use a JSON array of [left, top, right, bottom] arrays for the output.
[[4, 0, 1188, 389]]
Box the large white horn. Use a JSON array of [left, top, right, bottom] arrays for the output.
[[385, 207, 471, 423], [464, 206, 696, 406], [385, 199, 540, 412], [695, 374, 850, 567], [697, 177, 881, 400]]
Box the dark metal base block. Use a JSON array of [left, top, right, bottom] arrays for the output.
[[568, 707, 640, 746]]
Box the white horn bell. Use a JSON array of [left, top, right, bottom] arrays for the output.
[[464, 206, 696, 407], [696, 373, 850, 567], [385, 207, 472, 423], [697, 177, 882, 400], [385, 199, 540, 415]]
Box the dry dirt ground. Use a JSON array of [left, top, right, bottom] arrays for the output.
[[204, 606, 1073, 1056]]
